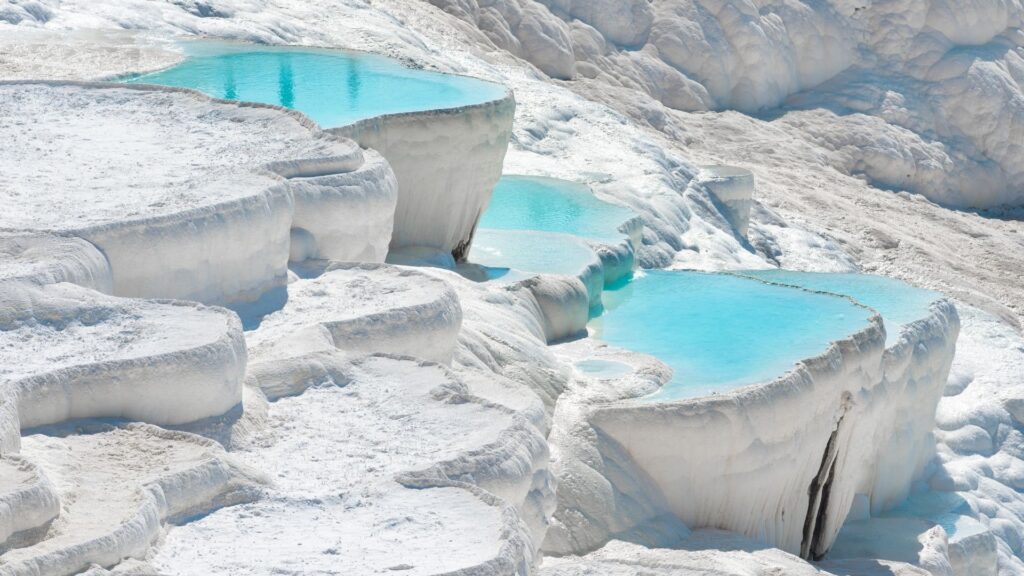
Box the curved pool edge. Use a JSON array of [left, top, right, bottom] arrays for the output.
[[0, 79, 398, 307], [119, 41, 517, 264], [580, 297, 958, 559], [330, 90, 516, 260], [480, 174, 644, 287]]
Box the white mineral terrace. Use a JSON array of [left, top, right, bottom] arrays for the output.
[[332, 95, 516, 260], [0, 82, 397, 307], [1, 3, 1020, 574], [123, 41, 516, 262], [0, 80, 967, 575]]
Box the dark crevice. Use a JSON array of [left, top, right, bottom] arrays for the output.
[[452, 208, 483, 262], [800, 399, 849, 560], [810, 456, 839, 561]]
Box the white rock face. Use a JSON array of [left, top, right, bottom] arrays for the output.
[[0, 234, 112, 293], [0, 455, 59, 553], [433, 0, 1024, 209], [0, 281, 246, 454], [160, 259, 567, 574], [1, 425, 261, 576], [156, 354, 545, 575], [695, 166, 754, 239], [332, 94, 515, 260], [288, 156, 398, 263], [247, 263, 463, 366], [541, 530, 931, 576], [550, 299, 959, 559], [0, 81, 396, 306]]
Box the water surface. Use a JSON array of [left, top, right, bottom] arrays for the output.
[[478, 176, 636, 243], [591, 270, 873, 399], [468, 229, 597, 279], [739, 270, 941, 345], [127, 42, 507, 127]]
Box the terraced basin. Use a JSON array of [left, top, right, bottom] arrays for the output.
[[479, 176, 637, 244], [128, 41, 514, 259], [738, 270, 942, 346], [590, 271, 875, 399], [128, 42, 507, 127]]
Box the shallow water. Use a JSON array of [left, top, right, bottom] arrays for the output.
[[478, 176, 636, 243], [738, 270, 941, 345], [468, 228, 597, 279], [574, 359, 634, 379], [591, 270, 874, 399], [126, 42, 507, 127]]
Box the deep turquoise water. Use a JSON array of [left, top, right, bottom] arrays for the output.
[[478, 176, 636, 243], [591, 270, 874, 399], [739, 270, 941, 345], [126, 42, 507, 127]]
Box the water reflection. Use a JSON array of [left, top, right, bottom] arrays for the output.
[[278, 55, 294, 108]]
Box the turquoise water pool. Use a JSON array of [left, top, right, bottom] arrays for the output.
[[126, 42, 507, 127], [739, 270, 941, 345], [591, 270, 874, 399], [478, 176, 636, 243]]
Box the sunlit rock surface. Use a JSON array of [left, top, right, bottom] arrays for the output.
[[0, 81, 396, 307], [0, 0, 1022, 574]]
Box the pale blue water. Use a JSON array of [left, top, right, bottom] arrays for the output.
[[591, 271, 873, 399], [574, 359, 634, 379], [125, 42, 507, 127], [468, 229, 597, 279], [739, 270, 941, 345], [478, 176, 636, 243]]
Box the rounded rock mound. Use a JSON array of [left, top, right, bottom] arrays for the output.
[[0, 282, 246, 452], [247, 263, 463, 366], [0, 82, 396, 307]]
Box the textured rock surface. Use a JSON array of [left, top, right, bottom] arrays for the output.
[[332, 94, 514, 260], [0, 81, 396, 306]]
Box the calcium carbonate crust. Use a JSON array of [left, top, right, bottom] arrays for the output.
[[246, 263, 463, 366], [331, 91, 516, 260], [0, 455, 59, 555], [0, 425, 262, 576], [582, 298, 958, 559], [0, 235, 112, 294], [0, 80, 397, 306], [238, 349, 549, 575], [432, 0, 1024, 210], [0, 282, 247, 456]]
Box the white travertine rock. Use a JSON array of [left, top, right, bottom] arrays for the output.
[[287, 152, 398, 263], [246, 263, 463, 366], [537, 0, 653, 48], [332, 94, 515, 261], [582, 300, 959, 558], [0, 82, 396, 306], [695, 166, 755, 239], [0, 425, 261, 576], [0, 282, 246, 454], [0, 234, 112, 294], [159, 353, 544, 575], [0, 455, 59, 553], [434, 0, 1024, 209]]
